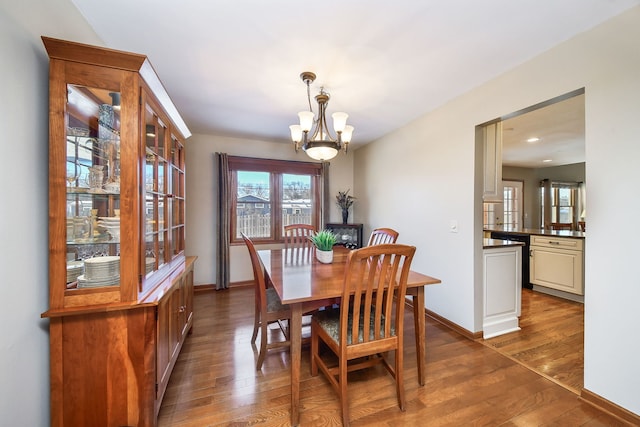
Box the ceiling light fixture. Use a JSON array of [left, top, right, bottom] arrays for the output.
[[527, 137, 540, 143], [289, 72, 353, 161]]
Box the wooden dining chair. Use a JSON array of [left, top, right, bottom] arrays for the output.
[[241, 233, 292, 370], [549, 222, 573, 231], [284, 223, 316, 263], [310, 244, 416, 426], [367, 227, 399, 246], [284, 223, 316, 249]]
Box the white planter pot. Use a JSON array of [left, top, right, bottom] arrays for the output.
[[315, 249, 334, 264]]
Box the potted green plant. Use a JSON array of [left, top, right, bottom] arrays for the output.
[[310, 229, 337, 263], [336, 189, 356, 224]]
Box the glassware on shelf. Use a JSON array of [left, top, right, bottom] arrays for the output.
[[88, 166, 104, 191], [66, 173, 78, 187]]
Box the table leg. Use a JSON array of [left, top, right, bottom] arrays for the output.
[[413, 286, 426, 386], [290, 303, 302, 426]]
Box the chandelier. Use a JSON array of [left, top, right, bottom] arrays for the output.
[[289, 72, 354, 161]]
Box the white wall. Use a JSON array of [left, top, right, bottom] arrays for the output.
[[354, 6, 640, 415], [185, 133, 354, 285], [0, 1, 102, 425]]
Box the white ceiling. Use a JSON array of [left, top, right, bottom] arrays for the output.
[[70, 0, 636, 161], [501, 93, 585, 168]]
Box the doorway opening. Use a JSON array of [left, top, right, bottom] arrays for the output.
[[478, 88, 586, 393]]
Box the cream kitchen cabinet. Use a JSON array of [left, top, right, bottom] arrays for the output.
[[483, 240, 522, 338], [482, 121, 503, 202], [530, 235, 584, 295]]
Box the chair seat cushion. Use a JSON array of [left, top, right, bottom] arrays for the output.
[[266, 287, 289, 312], [314, 308, 395, 345]]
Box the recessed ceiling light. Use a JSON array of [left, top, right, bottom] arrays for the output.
[[542, 159, 553, 163], [527, 137, 540, 143]]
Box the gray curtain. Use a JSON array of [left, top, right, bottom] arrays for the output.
[[216, 153, 230, 290]]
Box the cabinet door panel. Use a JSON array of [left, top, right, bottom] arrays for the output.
[[530, 246, 583, 294]]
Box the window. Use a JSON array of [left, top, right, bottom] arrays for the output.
[[229, 156, 322, 243], [540, 180, 579, 228]]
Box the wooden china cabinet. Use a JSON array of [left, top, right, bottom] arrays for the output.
[[41, 37, 195, 427]]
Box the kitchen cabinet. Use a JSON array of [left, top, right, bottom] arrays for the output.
[[41, 36, 194, 427], [483, 122, 503, 202], [483, 240, 522, 338], [530, 235, 584, 295]]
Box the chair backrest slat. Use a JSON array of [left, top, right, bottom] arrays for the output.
[[367, 227, 399, 246]]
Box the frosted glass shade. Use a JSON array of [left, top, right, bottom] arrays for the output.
[[341, 125, 354, 143], [298, 111, 314, 132], [305, 145, 338, 161], [332, 112, 348, 133], [289, 125, 302, 142]]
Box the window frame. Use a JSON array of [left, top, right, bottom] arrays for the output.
[[228, 156, 322, 244]]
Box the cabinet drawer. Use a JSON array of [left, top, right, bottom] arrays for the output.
[[530, 235, 583, 251]]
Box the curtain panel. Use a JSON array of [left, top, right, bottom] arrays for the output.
[[216, 152, 230, 290]]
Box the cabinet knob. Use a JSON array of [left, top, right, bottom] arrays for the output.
[[178, 305, 186, 313]]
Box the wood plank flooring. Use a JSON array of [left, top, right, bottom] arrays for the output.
[[482, 289, 584, 394], [158, 287, 626, 426]]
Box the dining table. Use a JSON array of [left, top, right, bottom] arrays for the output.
[[257, 245, 442, 426]]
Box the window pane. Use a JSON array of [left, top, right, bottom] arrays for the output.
[[559, 207, 574, 223], [236, 171, 271, 238], [502, 181, 522, 228], [483, 203, 496, 228], [282, 173, 312, 229]]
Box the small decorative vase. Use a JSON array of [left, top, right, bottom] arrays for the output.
[[316, 249, 334, 264], [341, 209, 349, 224]]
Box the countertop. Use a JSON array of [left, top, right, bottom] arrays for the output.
[[483, 238, 525, 249], [485, 226, 585, 239]]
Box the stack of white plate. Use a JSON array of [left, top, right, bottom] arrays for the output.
[[77, 255, 120, 288], [66, 260, 84, 283], [97, 216, 120, 241]]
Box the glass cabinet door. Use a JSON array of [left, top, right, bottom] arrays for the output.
[[144, 103, 169, 277], [66, 84, 122, 289], [170, 134, 185, 257]]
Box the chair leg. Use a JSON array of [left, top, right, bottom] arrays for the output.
[[310, 323, 318, 376], [251, 306, 259, 344], [395, 348, 405, 411], [256, 319, 268, 370], [339, 355, 350, 426]]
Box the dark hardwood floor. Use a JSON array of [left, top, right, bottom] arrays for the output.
[[482, 289, 584, 394], [158, 287, 626, 426]]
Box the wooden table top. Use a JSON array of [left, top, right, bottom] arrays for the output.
[[258, 246, 441, 305]]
